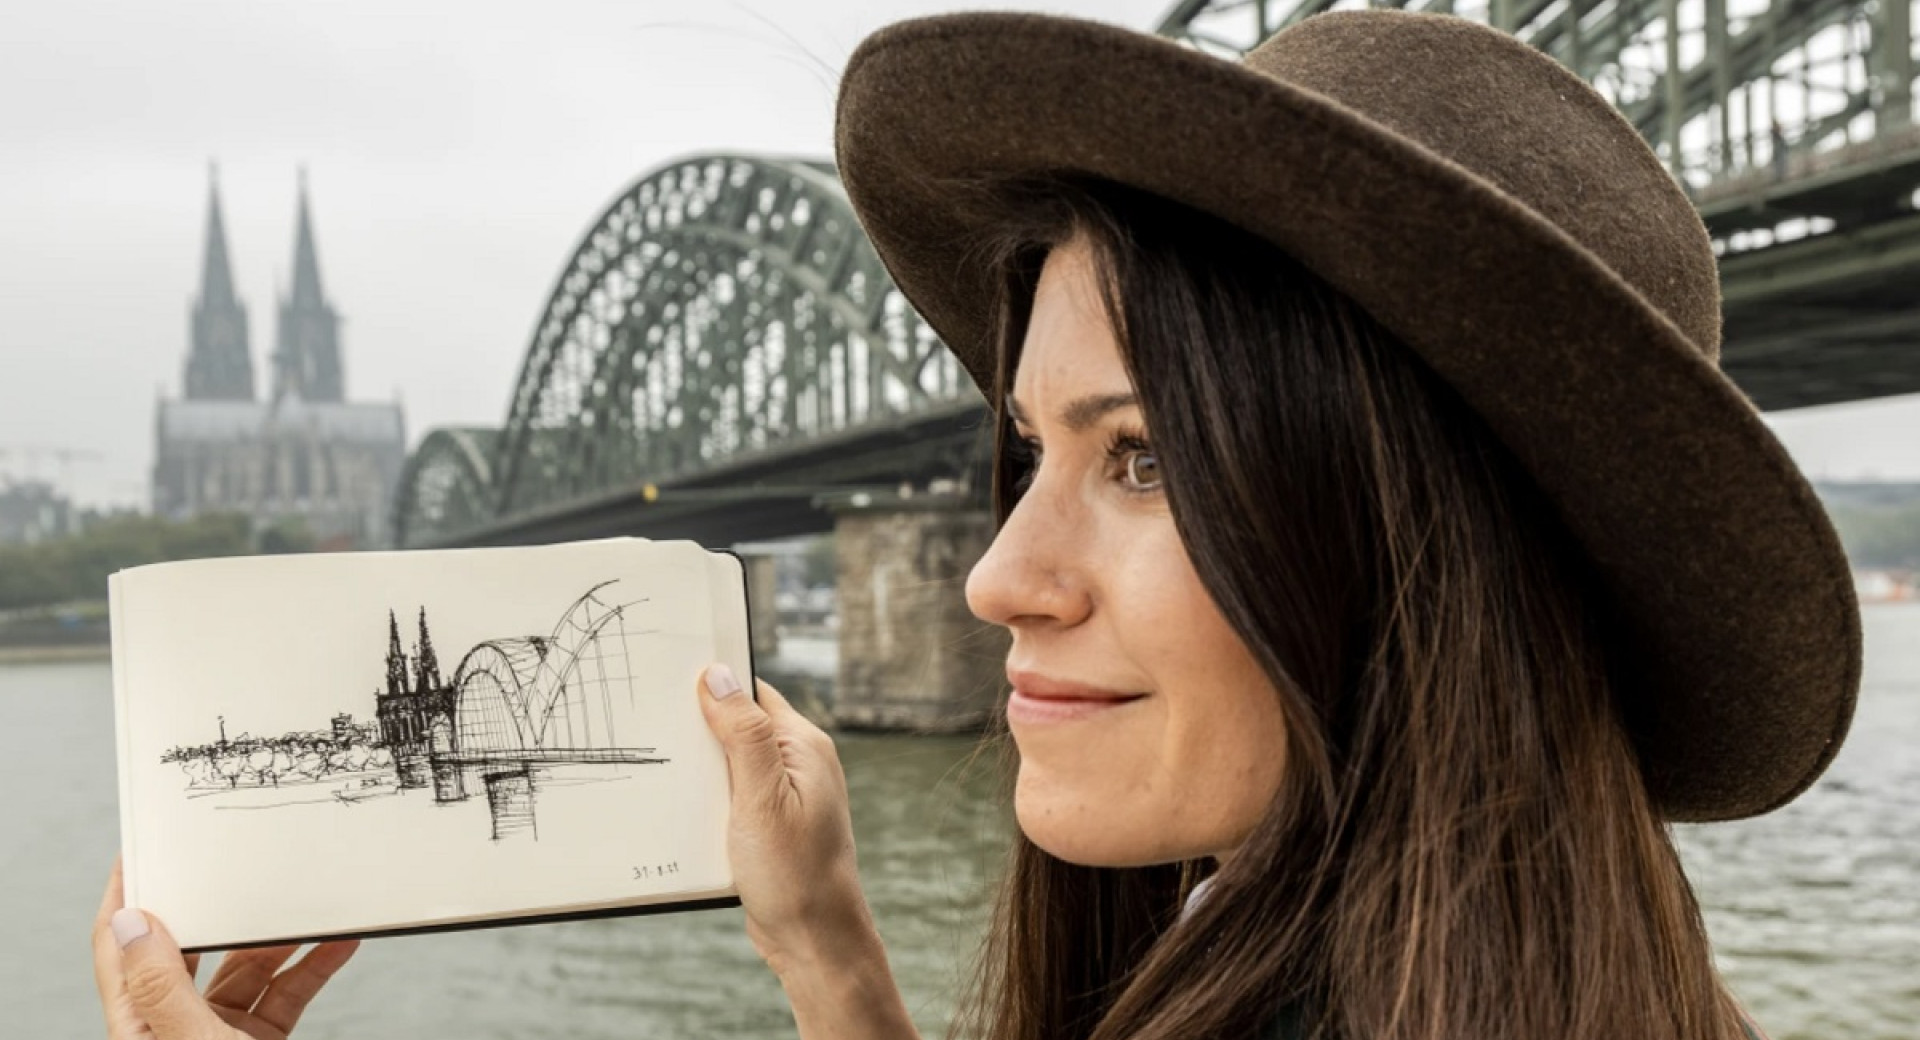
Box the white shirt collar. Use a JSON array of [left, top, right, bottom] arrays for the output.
[[1178, 874, 1218, 924]]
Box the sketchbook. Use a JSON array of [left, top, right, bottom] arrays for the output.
[[109, 537, 752, 953]]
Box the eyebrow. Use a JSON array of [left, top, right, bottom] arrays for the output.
[[1004, 391, 1140, 433]]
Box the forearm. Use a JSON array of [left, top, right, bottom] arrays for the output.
[[774, 925, 923, 1040]]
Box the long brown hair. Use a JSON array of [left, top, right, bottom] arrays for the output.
[[944, 173, 1749, 1040]]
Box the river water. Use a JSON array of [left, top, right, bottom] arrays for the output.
[[7, 607, 1916, 1039]]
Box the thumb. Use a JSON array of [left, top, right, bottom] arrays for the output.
[[698, 663, 789, 803], [113, 908, 224, 1039]]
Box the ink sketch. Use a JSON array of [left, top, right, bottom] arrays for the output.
[[159, 580, 667, 842]]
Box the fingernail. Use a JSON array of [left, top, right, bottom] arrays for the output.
[[111, 907, 150, 949], [706, 663, 742, 699]]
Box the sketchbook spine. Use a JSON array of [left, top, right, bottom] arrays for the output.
[[109, 570, 139, 908]]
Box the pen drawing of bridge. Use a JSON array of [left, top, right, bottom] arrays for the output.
[[160, 580, 666, 841]]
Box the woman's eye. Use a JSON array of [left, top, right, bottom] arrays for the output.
[[1105, 429, 1162, 494], [1009, 437, 1042, 491], [1123, 450, 1162, 491]]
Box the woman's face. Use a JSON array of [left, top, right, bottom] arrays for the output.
[[965, 233, 1290, 868]]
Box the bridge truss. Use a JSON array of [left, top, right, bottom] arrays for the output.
[[1160, 0, 1920, 408], [395, 155, 982, 547], [399, 1, 1920, 547]]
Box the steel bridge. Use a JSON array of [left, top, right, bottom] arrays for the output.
[[396, 0, 1920, 549], [394, 155, 991, 548]]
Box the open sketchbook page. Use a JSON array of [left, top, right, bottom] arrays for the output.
[[113, 538, 745, 951]]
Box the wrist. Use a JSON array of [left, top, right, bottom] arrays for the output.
[[761, 897, 887, 982], [773, 925, 918, 1040], [751, 857, 881, 975]]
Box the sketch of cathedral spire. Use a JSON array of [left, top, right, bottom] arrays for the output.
[[184, 164, 255, 401], [413, 607, 443, 694], [385, 609, 409, 696], [273, 169, 344, 403]]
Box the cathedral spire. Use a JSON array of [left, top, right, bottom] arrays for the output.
[[184, 162, 255, 401], [288, 167, 326, 311], [273, 168, 344, 402], [200, 164, 238, 308]]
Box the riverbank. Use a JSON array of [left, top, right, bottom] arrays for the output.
[[0, 642, 110, 664], [0, 599, 111, 664]]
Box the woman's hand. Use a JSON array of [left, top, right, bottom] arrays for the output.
[[698, 666, 920, 1040], [92, 858, 359, 1040], [696, 665, 879, 977]]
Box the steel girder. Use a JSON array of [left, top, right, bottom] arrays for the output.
[[1155, 0, 1915, 187], [391, 428, 498, 548], [1156, 0, 1920, 411], [491, 155, 977, 522], [420, 402, 994, 550]]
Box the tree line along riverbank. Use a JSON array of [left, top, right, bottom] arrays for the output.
[[2, 483, 1913, 660]]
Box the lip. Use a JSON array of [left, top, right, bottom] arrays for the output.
[[1006, 669, 1147, 725]]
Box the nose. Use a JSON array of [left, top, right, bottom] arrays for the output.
[[965, 478, 1094, 631]]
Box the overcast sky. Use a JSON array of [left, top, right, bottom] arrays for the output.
[[2, 0, 1914, 508]]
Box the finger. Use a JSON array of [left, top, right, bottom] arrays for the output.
[[210, 1003, 253, 1033], [249, 940, 361, 1036], [758, 677, 840, 754], [93, 859, 144, 1039], [698, 664, 789, 803], [115, 908, 229, 1039], [93, 857, 126, 1008], [95, 860, 201, 983], [202, 944, 300, 1012], [752, 677, 801, 720]]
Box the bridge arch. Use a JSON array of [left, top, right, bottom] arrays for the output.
[[391, 427, 497, 549], [492, 153, 971, 519], [447, 580, 642, 753]]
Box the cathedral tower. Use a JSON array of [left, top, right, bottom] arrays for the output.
[[273, 171, 344, 402], [184, 166, 255, 401], [155, 167, 405, 549]]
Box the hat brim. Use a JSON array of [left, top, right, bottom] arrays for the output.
[[832, 11, 1858, 821]]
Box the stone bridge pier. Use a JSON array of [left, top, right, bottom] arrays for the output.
[[826, 490, 1009, 732], [740, 551, 780, 660]]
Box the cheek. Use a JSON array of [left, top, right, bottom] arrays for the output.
[[1129, 547, 1290, 834], [1014, 524, 1290, 866]]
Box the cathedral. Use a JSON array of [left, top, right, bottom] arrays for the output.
[[151, 172, 407, 549]]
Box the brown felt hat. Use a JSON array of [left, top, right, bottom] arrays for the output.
[[832, 9, 1861, 821]]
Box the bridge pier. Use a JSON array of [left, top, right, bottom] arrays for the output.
[[742, 551, 779, 660], [393, 753, 430, 789], [431, 759, 467, 803], [429, 720, 466, 803], [483, 766, 537, 840], [825, 489, 1008, 732]]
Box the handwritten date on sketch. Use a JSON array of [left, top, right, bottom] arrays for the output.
[[632, 861, 681, 881]]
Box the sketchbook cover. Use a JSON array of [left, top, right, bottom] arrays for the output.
[[110, 537, 748, 952]]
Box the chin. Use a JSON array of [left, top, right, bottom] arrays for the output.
[[1013, 772, 1183, 868], [1019, 818, 1153, 867]]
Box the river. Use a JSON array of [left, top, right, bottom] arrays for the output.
[[7, 607, 1916, 1039]]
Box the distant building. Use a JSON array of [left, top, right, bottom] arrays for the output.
[[0, 479, 75, 545], [1855, 569, 1915, 604], [151, 170, 405, 548], [330, 712, 377, 746]]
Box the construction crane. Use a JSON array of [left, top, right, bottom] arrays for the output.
[[0, 444, 103, 494]]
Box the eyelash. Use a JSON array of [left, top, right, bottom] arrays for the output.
[[1008, 426, 1163, 497]]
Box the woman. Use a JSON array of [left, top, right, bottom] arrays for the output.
[[94, 9, 1859, 1040]]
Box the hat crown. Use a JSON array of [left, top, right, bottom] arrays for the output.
[[1245, 12, 1722, 360]]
